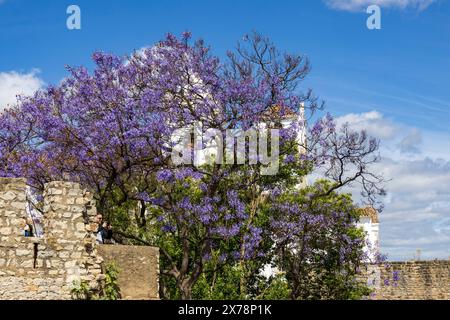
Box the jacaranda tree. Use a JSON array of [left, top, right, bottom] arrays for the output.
[[0, 32, 384, 299]]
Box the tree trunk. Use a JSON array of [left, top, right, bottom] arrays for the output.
[[179, 280, 193, 300]]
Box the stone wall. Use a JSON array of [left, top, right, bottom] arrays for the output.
[[364, 260, 450, 300], [3, 177, 447, 301], [98, 245, 159, 300], [0, 177, 159, 300]]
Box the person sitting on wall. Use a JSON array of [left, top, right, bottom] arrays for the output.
[[95, 213, 105, 244], [22, 217, 34, 237], [101, 221, 115, 244]]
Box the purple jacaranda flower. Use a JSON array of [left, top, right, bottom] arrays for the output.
[[156, 169, 173, 182], [284, 154, 296, 164], [162, 224, 176, 233]]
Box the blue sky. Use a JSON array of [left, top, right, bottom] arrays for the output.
[[1, 0, 449, 260]]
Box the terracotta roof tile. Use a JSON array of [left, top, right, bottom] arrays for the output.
[[359, 207, 379, 223], [264, 105, 298, 120]]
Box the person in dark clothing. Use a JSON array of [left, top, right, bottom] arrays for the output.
[[95, 214, 105, 243], [23, 217, 34, 237], [101, 221, 114, 244]]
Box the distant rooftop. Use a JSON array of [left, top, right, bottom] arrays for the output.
[[264, 105, 298, 120], [359, 207, 379, 223]]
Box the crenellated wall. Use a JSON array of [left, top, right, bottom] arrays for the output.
[[361, 260, 450, 300], [0, 177, 159, 300], [374, 260, 449, 300], [3, 177, 446, 300], [0, 178, 103, 299]]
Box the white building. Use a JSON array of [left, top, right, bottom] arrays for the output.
[[356, 207, 380, 262], [170, 103, 307, 178]]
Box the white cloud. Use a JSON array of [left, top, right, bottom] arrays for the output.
[[335, 110, 398, 139], [334, 110, 450, 260], [0, 70, 44, 111], [359, 156, 450, 261], [324, 0, 436, 12], [335, 110, 450, 159], [397, 128, 422, 154]]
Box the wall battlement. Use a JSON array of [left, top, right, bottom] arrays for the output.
[[2, 177, 446, 300], [371, 260, 450, 300], [0, 177, 159, 300]]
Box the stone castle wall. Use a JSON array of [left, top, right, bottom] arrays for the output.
[[362, 260, 450, 300], [2, 178, 447, 300], [0, 177, 159, 300], [98, 245, 159, 300]]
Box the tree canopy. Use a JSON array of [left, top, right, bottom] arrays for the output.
[[0, 32, 384, 299]]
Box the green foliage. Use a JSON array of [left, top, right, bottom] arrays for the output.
[[257, 275, 291, 300], [191, 265, 292, 300], [269, 180, 372, 300], [97, 178, 373, 300], [101, 261, 121, 300], [193, 264, 246, 300], [69, 262, 122, 301], [70, 279, 94, 300]]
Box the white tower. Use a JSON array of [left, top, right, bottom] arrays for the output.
[[357, 207, 380, 262]]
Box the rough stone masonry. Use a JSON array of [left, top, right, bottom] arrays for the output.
[[0, 177, 159, 300], [370, 261, 450, 300]]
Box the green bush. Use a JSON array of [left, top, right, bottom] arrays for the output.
[[102, 261, 121, 300]]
